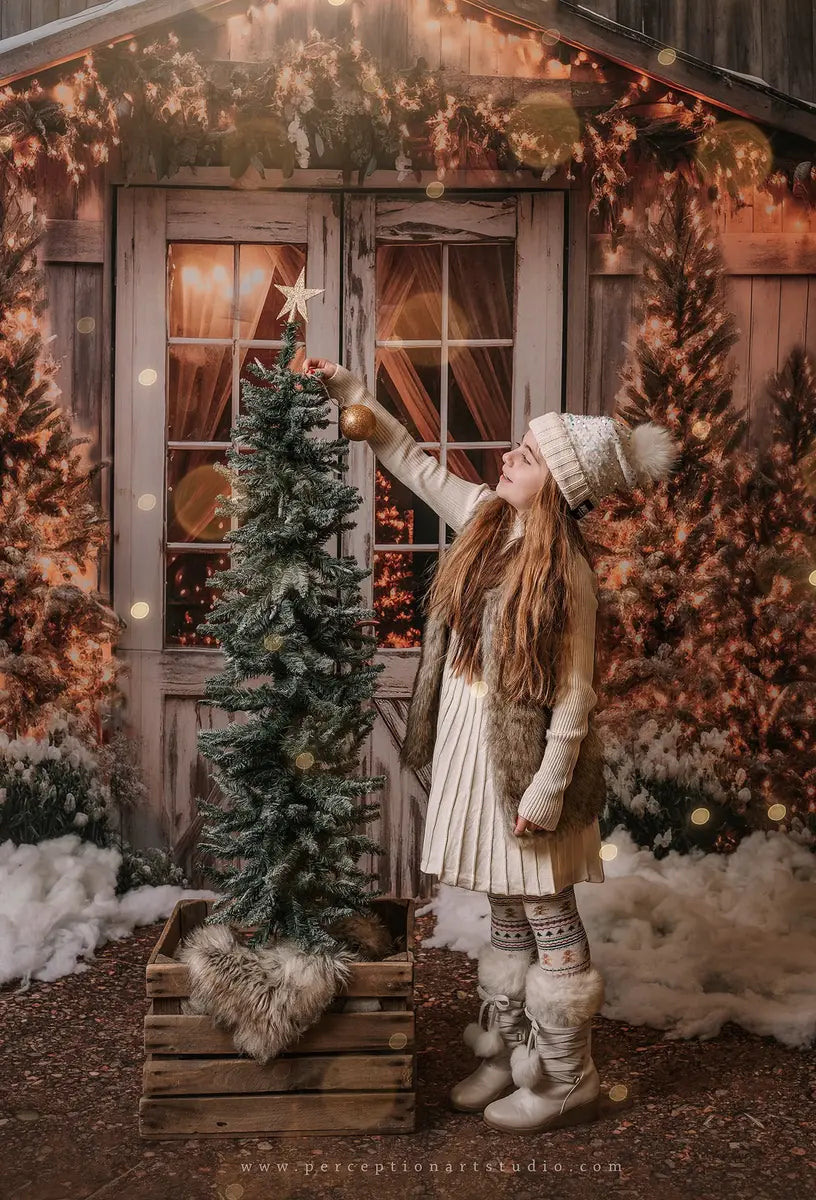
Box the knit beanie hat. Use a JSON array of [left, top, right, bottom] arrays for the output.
[[527, 410, 681, 519]]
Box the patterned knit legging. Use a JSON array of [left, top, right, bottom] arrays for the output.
[[487, 885, 591, 978]]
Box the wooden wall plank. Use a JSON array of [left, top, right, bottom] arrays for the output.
[[747, 276, 782, 450], [725, 277, 752, 417]]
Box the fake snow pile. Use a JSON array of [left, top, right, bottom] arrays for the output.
[[0, 834, 216, 990], [418, 827, 816, 1049]]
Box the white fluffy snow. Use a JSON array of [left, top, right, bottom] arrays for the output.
[[417, 828, 816, 1049], [0, 834, 217, 990]]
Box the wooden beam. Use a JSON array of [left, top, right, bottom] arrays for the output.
[[0, 0, 238, 86], [590, 231, 816, 275], [462, 0, 816, 142], [43, 218, 104, 263]]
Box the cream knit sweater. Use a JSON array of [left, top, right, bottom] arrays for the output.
[[325, 365, 599, 830]]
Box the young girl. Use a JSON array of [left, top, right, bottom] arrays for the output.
[[304, 356, 680, 1135]]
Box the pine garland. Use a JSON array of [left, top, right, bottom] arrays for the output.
[[0, 29, 807, 242]]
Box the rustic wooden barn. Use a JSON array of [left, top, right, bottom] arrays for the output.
[[1, 0, 815, 899]]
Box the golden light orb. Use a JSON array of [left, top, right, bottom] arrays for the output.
[[690, 807, 710, 825], [264, 633, 283, 652], [130, 601, 150, 619], [426, 180, 445, 198], [600, 843, 618, 861], [471, 679, 489, 697], [137, 493, 157, 511], [76, 316, 95, 334], [506, 90, 580, 170], [138, 367, 158, 386], [767, 803, 786, 821], [608, 1083, 628, 1102], [295, 751, 315, 770], [657, 47, 677, 66]]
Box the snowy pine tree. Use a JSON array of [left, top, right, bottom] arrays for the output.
[[194, 319, 387, 951]]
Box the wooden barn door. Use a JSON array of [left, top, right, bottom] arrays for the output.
[[342, 194, 565, 900], [113, 189, 340, 863]]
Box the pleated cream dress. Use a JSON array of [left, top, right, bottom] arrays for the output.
[[326, 366, 607, 898]]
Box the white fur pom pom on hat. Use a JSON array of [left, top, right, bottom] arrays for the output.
[[624, 420, 682, 485], [528, 409, 682, 518]]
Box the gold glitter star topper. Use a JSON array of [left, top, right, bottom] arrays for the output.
[[274, 267, 324, 323]]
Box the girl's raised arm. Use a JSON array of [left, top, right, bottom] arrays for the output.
[[515, 556, 599, 830], [323, 364, 494, 534]]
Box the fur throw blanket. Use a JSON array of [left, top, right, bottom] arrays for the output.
[[177, 912, 395, 1064]]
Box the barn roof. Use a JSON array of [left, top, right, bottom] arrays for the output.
[[1, 0, 815, 142]]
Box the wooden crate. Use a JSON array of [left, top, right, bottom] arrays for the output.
[[139, 897, 416, 1138]]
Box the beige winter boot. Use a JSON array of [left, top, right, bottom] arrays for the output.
[[482, 963, 605, 1133], [449, 943, 534, 1113]]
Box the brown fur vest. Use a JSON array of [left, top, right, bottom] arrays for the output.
[[399, 585, 606, 842]]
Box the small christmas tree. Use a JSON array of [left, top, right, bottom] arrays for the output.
[[194, 276, 387, 952], [0, 189, 124, 743]]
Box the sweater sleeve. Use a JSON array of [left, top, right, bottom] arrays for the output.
[[516, 557, 599, 829], [324, 365, 495, 533]]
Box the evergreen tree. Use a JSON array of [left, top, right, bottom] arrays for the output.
[[194, 318, 387, 951], [705, 346, 816, 832], [0, 187, 124, 742], [595, 179, 816, 849]]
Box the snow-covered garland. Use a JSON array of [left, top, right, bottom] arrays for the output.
[[0, 30, 812, 244]]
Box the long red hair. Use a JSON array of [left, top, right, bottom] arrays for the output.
[[422, 471, 593, 706]]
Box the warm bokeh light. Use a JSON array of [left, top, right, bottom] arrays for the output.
[[138, 368, 158, 386], [426, 180, 445, 198], [690, 807, 711, 826], [295, 751, 315, 770], [599, 843, 618, 861], [130, 601, 150, 619], [767, 803, 786, 821], [506, 90, 580, 170], [137, 494, 157, 511]]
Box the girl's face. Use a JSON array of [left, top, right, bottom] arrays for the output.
[[496, 431, 550, 512]]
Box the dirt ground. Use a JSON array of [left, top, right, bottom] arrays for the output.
[[1, 908, 814, 1200]]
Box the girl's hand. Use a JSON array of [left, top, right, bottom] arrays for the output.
[[514, 815, 546, 836], [303, 357, 339, 380]]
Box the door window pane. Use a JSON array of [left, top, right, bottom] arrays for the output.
[[448, 243, 515, 339], [167, 448, 230, 543], [168, 344, 232, 442], [237, 244, 307, 340], [447, 345, 513, 443], [376, 347, 441, 440], [375, 462, 440, 546], [165, 551, 227, 648], [168, 244, 234, 339], [376, 244, 442, 340], [373, 550, 438, 649]]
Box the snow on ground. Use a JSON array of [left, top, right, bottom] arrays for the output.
[[0, 834, 216, 990], [417, 828, 816, 1050]]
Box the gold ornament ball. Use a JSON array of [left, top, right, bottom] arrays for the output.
[[340, 403, 377, 441]]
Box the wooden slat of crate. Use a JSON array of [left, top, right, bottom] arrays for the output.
[[146, 958, 412, 999], [143, 1052, 413, 1096], [139, 1091, 415, 1137], [145, 1011, 414, 1056]]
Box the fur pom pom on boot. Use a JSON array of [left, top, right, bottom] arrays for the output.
[[509, 962, 605, 1088], [450, 943, 534, 1113], [481, 962, 606, 1134], [178, 923, 358, 1065]]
